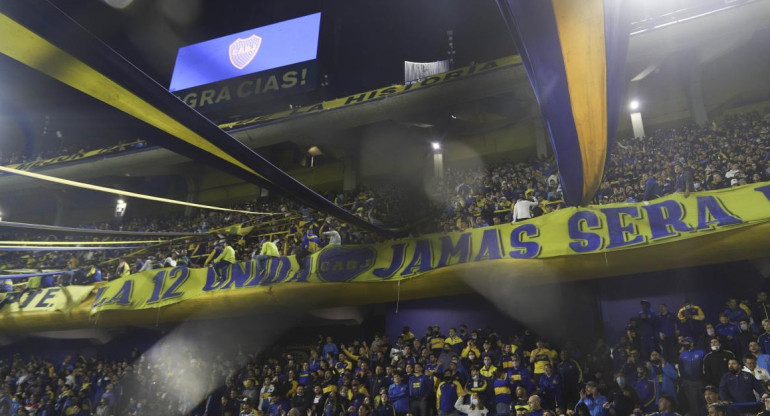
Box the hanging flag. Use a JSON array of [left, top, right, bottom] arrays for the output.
[[496, 0, 631, 206]]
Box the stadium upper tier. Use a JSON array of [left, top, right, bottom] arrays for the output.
[[0, 0, 766, 195]]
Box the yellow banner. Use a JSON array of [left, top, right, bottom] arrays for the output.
[[218, 55, 523, 131], [4, 140, 145, 172], [90, 182, 770, 315], [0, 286, 93, 314]]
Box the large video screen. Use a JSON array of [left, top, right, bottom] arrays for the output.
[[169, 13, 321, 92]]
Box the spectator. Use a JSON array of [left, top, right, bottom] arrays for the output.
[[754, 293, 770, 325], [375, 393, 395, 416], [323, 226, 342, 246], [242, 399, 259, 416], [633, 366, 657, 413], [530, 340, 556, 383], [649, 394, 679, 416], [557, 350, 583, 406], [508, 355, 534, 394], [86, 265, 103, 283], [437, 370, 463, 416], [718, 358, 763, 406], [758, 320, 770, 355], [704, 339, 735, 388], [658, 304, 679, 362], [678, 301, 706, 339], [537, 363, 562, 411], [749, 341, 770, 373], [491, 370, 512, 416], [388, 373, 409, 416], [408, 363, 431, 416], [446, 328, 465, 355], [115, 258, 130, 280], [466, 368, 488, 399], [455, 390, 489, 416], [213, 240, 236, 281], [744, 356, 770, 383], [758, 394, 770, 416], [575, 382, 607, 416], [254, 239, 280, 274], [675, 162, 695, 198], [647, 350, 678, 402], [678, 337, 706, 415], [512, 194, 538, 223], [722, 299, 750, 325]]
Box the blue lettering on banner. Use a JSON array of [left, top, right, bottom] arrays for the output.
[[509, 224, 541, 259], [474, 229, 503, 261], [755, 185, 770, 202], [602, 207, 646, 249], [202, 268, 224, 292], [104, 280, 133, 307], [642, 200, 693, 240], [285, 260, 310, 283], [373, 243, 407, 279], [261, 257, 291, 285], [436, 233, 472, 268], [34, 288, 60, 308], [19, 289, 41, 309], [568, 211, 603, 253], [147, 267, 190, 303], [220, 262, 257, 290], [316, 246, 376, 282], [401, 240, 434, 276], [695, 196, 742, 230], [91, 286, 109, 309]]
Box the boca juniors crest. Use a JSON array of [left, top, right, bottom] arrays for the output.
[[229, 34, 262, 70]]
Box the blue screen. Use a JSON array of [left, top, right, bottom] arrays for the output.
[[169, 13, 321, 92]]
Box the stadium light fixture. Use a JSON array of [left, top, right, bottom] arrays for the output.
[[431, 142, 441, 150], [104, 0, 134, 9], [629, 100, 640, 111]]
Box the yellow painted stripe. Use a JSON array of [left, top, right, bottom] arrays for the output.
[[0, 13, 269, 184], [0, 165, 276, 216], [551, 0, 608, 204]]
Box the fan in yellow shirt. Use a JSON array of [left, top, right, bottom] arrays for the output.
[[529, 340, 557, 376]]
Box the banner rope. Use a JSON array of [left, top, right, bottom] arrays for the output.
[[0, 165, 277, 216]]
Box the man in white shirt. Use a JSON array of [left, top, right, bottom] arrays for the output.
[[745, 355, 770, 383], [323, 226, 342, 246], [512, 194, 538, 223], [163, 253, 177, 268]]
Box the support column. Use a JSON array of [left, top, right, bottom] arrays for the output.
[[534, 119, 550, 157], [342, 156, 358, 191], [630, 112, 646, 139], [686, 67, 709, 126], [53, 192, 64, 226], [183, 171, 202, 217], [433, 151, 444, 179]]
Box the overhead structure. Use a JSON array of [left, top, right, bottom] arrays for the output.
[[496, 0, 631, 206]]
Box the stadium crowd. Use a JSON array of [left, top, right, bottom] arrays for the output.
[[4, 294, 770, 416], [0, 110, 769, 287], [433, 111, 770, 230]]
